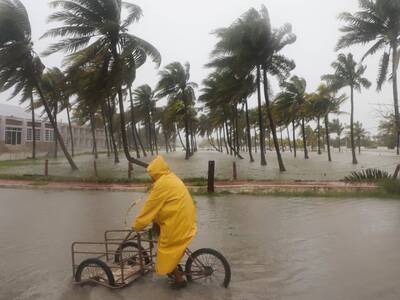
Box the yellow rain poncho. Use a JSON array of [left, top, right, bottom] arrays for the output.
[[133, 156, 197, 275]]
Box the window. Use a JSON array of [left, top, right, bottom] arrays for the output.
[[27, 128, 41, 141], [45, 129, 54, 142], [5, 127, 22, 145]]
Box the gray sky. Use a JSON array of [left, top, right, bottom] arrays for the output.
[[1, 0, 394, 134]]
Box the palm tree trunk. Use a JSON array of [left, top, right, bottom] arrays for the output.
[[164, 130, 169, 153], [101, 106, 111, 157], [128, 87, 140, 158], [287, 127, 292, 152], [256, 66, 267, 166], [262, 68, 285, 171], [392, 43, 400, 155], [350, 85, 358, 164], [106, 99, 119, 164], [245, 99, 254, 162], [325, 115, 332, 162], [225, 122, 243, 158], [222, 126, 229, 154], [338, 134, 341, 152], [254, 125, 258, 153], [34, 81, 78, 170], [182, 92, 191, 160], [279, 128, 285, 152], [177, 127, 186, 151], [66, 105, 74, 157], [135, 123, 147, 157], [234, 105, 240, 156], [358, 136, 361, 154], [111, 46, 148, 168], [153, 123, 159, 155], [30, 92, 36, 159], [301, 118, 309, 159], [317, 117, 322, 155], [292, 121, 297, 158], [147, 117, 153, 156], [90, 112, 98, 159], [53, 104, 58, 158]]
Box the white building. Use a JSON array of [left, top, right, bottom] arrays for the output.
[[0, 103, 106, 153]]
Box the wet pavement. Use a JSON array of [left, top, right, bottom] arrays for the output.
[[1, 189, 400, 299]]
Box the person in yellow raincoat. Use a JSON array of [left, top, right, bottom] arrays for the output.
[[132, 156, 197, 288]]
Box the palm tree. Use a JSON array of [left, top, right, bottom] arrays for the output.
[[337, 0, 400, 155], [43, 0, 161, 168], [322, 53, 371, 164], [208, 6, 295, 170], [330, 118, 345, 152], [378, 113, 397, 149], [353, 121, 369, 154], [156, 62, 197, 160], [310, 84, 346, 161], [132, 85, 157, 156], [276, 76, 309, 159], [0, 0, 78, 169]]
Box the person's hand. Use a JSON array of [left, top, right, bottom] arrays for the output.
[[151, 222, 160, 236]]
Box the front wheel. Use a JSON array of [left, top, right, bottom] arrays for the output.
[[185, 248, 231, 288]]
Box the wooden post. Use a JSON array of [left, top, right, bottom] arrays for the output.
[[128, 162, 133, 180], [207, 161, 215, 193], [393, 164, 400, 179], [93, 160, 98, 177], [232, 161, 237, 180], [44, 159, 48, 176]]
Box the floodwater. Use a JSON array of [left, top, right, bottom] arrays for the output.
[[0, 149, 399, 181], [1, 189, 400, 299]]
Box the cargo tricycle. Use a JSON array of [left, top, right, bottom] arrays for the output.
[[71, 228, 231, 289]]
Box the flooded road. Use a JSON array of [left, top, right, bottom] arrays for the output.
[[1, 189, 400, 300]]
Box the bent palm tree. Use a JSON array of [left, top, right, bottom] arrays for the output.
[[156, 62, 197, 160], [43, 0, 161, 168], [0, 0, 78, 170], [337, 0, 400, 154], [322, 53, 371, 164]]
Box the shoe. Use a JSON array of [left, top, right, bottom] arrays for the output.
[[170, 280, 187, 290]]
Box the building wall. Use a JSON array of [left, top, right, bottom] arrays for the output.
[[0, 115, 106, 153]]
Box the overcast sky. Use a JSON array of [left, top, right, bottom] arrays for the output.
[[0, 0, 394, 134]]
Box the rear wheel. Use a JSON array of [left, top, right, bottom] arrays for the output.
[[185, 248, 231, 288], [75, 258, 115, 287], [114, 241, 150, 266]]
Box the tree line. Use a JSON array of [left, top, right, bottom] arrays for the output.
[[0, 0, 399, 172]]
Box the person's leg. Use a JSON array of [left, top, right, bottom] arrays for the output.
[[172, 267, 185, 283]]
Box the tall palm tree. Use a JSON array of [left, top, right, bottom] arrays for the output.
[[208, 6, 295, 170], [43, 0, 161, 168], [337, 0, 400, 155], [322, 53, 371, 164], [0, 0, 78, 169], [378, 113, 397, 149], [156, 62, 197, 160], [310, 84, 346, 161], [353, 121, 369, 154], [132, 84, 157, 156], [330, 118, 345, 152], [276, 76, 309, 159]]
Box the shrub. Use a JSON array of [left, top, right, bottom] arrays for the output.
[[344, 168, 392, 182]]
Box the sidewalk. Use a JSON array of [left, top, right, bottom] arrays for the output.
[[0, 178, 378, 194]]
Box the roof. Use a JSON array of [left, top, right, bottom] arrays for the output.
[[0, 103, 40, 120]]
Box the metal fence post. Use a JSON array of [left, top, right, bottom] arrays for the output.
[[44, 159, 48, 176], [207, 160, 215, 193]]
